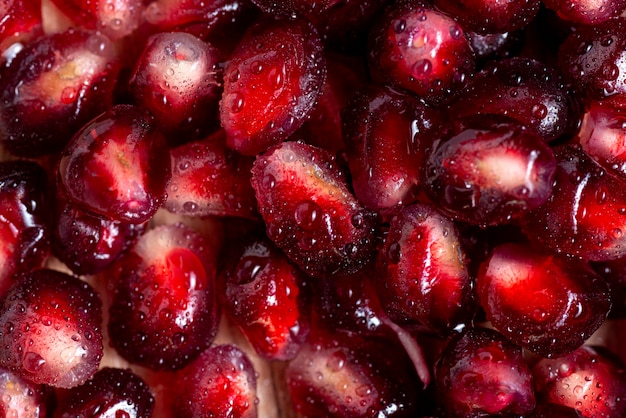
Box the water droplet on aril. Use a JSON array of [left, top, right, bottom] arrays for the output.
[[22, 352, 46, 373], [294, 200, 322, 230], [235, 256, 268, 285], [387, 242, 401, 263]]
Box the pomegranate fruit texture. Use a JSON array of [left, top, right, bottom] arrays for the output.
[[4, 0, 626, 417]]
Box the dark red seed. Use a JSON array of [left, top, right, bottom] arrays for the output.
[[0, 29, 120, 157], [108, 223, 219, 370], [58, 104, 171, 224], [222, 237, 310, 360], [128, 31, 223, 145], [377, 203, 474, 335], [171, 344, 258, 418], [0, 269, 103, 388], [368, 0, 475, 105], [421, 114, 556, 226], [477, 242, 610, 357], [521, 144, 626, 261], [435, 327, 536, 417], [533, 346, 626, 417], [165, 129, 259, 220], [53, 367, 154, 418], [250, 141, 378, 279], [220, 18, 326, 155]]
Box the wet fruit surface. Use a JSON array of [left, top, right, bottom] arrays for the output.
[[5, 1, 626, 417], [108, 223, 219, 370], [0, 269, 103, 389]]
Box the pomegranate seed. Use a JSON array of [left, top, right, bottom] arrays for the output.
[[0, 270, 103, 388]]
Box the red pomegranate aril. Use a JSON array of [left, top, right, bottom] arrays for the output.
[[421, 114, 557, 226], [108, 223, 219, 370], [222, 236, 309, 361], [9, 0, 626, 415], [48, 0, 144, 40], [576, 100, 626, 181], [249, 0, 341, 17], [58, 104, 171, 224], [449, 57, 576, 142], [435, 327, 536, 417], [0, 366, 53, 418], [128, 31, 222, 144], [522, 144, 626, 261], [52, 190, 143, 276], [251, 141, 378, 279], [286, 329, 422, 418], [220, 18, 326, 156], [342, 85, 441, 213], [434, 0, 540, 34], [543, 0, 626, 25], [533, 345, 626, 417], [165, 129, 259, 219], [0, 0, 43, 53], [377, 203, 474, 335], [368, 0, 475, 105], [477, 242, 611, 357], [143, 0, 252, 31], [0, 161, 49, 299], [0, 269, 103, 389], [53, 367, 154, 418], [0, 29, 120, 157], [558, 18, 626, 101], [170, 344, 258, 418]]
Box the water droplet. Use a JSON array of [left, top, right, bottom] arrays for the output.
[[344, 243, 358, 257], [531, 103, 548, 119], [449, 25, 462, 39], [355, 384, 373, 397], [387, 242, 401, 263], [294, 200, 322, 230], [229, 69, 240, 82], [172, 332, 186, 345], [235, 256, 268, 285], [60, 86, 77, 104], [110, 18, 122, 29], [602, 63, 619, 81], [250, 60, 264, 74], [601, 36, 614, 47], [183, 201, 198, 212], [86, 33, 113, 57], [299, 235, 318, 250], [326, 350, 346, 372], [577, 42, 593, 55], [268, 66, 284, 90], [351, 213, 365, 228], [227, 92, 245, 113], [393, 19, 406, 33], [261, 174, 275, 190], [413, 59, 432, 76], [22, 352, 46, 372], [558, 362, 573, 378]]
